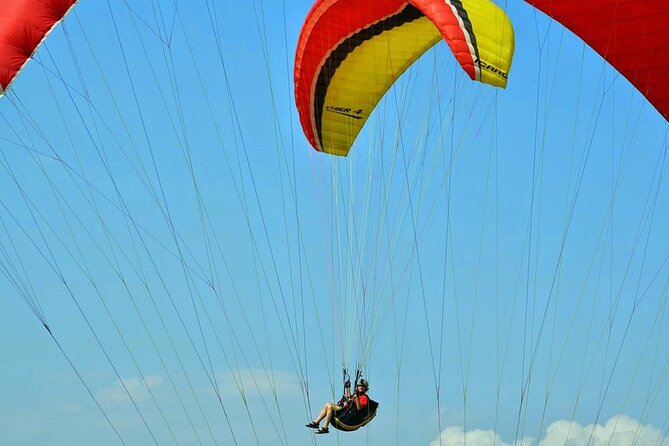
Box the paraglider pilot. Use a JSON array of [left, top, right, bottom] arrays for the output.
[[306, 377, 370, 434]]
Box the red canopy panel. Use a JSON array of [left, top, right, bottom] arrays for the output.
[[294, 0, 513, 154], [0, 0, 78, 94], [525, 0, 669, 121], [294, 0, 411, 151]]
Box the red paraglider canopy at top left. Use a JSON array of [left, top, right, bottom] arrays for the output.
[[0, 0, 78, 95]]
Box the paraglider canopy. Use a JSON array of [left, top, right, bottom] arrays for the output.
[[0, 0, 78, 95], [294, 0, 515, 156], [524, 0, 669, 121]]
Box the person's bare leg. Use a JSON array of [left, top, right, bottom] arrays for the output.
[[322, 404, 339, 428], [313, 403, 329, 424]]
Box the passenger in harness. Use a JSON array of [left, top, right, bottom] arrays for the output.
[[306, 371, 377, 434]]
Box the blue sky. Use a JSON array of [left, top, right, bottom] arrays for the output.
[[1, 1, 668, 445]]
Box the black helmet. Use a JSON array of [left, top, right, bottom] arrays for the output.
[[357, 379, 368, 389]]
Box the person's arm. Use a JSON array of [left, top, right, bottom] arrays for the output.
[[352, 393, 369, 410], [353, 394, 367, 410]]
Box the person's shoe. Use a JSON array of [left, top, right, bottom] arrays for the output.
[[306, 422, 319, 429], [315, 427, 329, 434]]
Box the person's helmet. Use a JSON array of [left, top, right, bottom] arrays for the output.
[[357, 379, 368, 389]]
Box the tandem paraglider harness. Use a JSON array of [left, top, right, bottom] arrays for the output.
[[331, 368, 378, 432]]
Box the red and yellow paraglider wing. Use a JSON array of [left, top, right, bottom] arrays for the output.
[[0, 0, 78, 95], [295, 0, 442, 156], [525, 0, 669, 121], [415, 0, 514, 88], [294, 0, 514, 156]]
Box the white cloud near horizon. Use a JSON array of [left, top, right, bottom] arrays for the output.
[[97, 375, 163, 403], [430, 415, 669, 446], [216, 368, 300, 399], [538, 415, 669, 446], [429, 426, 533, 446], [96, 369, 299, 409]]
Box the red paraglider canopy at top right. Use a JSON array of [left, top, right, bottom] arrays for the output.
[[0, 0, 78, 95], [525, 0, 669, 121]]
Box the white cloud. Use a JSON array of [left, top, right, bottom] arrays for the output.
[[216, 368, 299, 399], [430, 416, 669, 446], [539, 415, 669, 446], [59, 403, 83, 413], [97, 375, 163, 403], [430, 426, 533, 446]]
